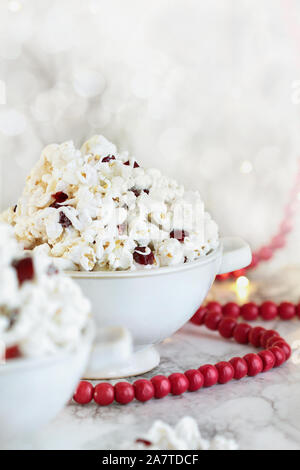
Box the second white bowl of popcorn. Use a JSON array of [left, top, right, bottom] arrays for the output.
[[0, 224, 132, 444], [2, 135, 251, 378]]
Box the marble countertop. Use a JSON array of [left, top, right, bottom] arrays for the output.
[[7, 267, 300, 451]]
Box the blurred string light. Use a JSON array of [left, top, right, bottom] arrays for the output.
[[234, 276, 250, 302]]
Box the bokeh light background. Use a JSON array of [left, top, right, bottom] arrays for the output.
[[0, 0, 299, 273]]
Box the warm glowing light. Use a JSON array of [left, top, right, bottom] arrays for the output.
[[240, 160, 253, 174], [235, 276, 250, 302]]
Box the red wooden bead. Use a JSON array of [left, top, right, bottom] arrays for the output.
[[190, 306, 208, 325], [278, 302, 296, 320], [218, 317, 237, 338], [215, 361, 234, 384], [233, 323, 251, 344], [258, 350, 275, 372], [271, 340, 291, 360], [168, 373, 189, 395], [266, 335, 283, 348], [134, 379, 155, 402], [94, 383, 114, 406], [296, 303, 300, 318], [204, 311, 223, 330], [249, 326, 266, 348], [244, 353, 263, 376], [73, 381, 94, 404], [184, 369, 204, 392], [151, 375, 171, 399], [269, 346, 286, 367], [206, 301, 222, 314], [259, 301, 278, 320], [240, 303, 259, 321], [258, 246, 273, 261], [260, 330, 280, 348], [229, 357, 248, 379], [222, 302, 240, 318], [198, 364, 219, 387], [114, 382, 135, 404]]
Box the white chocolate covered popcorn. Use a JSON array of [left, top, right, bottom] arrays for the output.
[[0, 223, 91, 358], [1, 135, 219, 271]]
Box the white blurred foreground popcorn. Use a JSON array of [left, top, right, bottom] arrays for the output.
[[0, 223, 91, 358], [122, 416, 238, 450], [1, 135, 219, 271]]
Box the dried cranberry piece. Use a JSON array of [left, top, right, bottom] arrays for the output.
[[52, 191, 68, 203], [59, 212, 72, 228], [5, 345, 21, 360], [130, 188, 141, 197], [12, 257, 35, 286], [124, 160, 139, 168], [135, 439, 152, 446], [133, 247, 155, 265], [170, 229, 189, 243], [102, 155, 116, 163], [130, 188, 149, 197]]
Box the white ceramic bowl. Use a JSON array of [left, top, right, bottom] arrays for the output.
[[0, 321, 94, 445], [70, 237, 251, 378]]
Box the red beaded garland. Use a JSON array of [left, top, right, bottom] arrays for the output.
[[218, 317, 237, 338], [185, 369, 204, 392], [258, 350, 276, 372], [204, 311, 223, 330], [269, 346, 286, 367], [222, 302, 240, 319], [206, 301, 222, 314], [168, 373, 189, 395], [278, 302, 296, 320], [233, 323, 251, 344], [151, 375, 171, 399], [73, 300, 297, 407], [241, 303, 259, 321], [261, 330, 280, 348], [73, 381, 94, 404], [215, 361, 234, 384], [266, 335, 283, 349], [260, 301, 278, 321], [114, 382, 135, 405], [272, 340, 292, 360], [190, 306, 208, 325], [249, 326, 266, 348], [229, 357, 248, 379], [134, 379, 155, 402], [244, 353, 263, 376], [94, 383, 114, 406], [199, 364, 219, 387]]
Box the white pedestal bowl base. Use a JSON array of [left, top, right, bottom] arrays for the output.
[[83, 346, 160, 380]]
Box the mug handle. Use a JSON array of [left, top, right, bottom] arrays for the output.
[[218, 237, 252, 275]]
